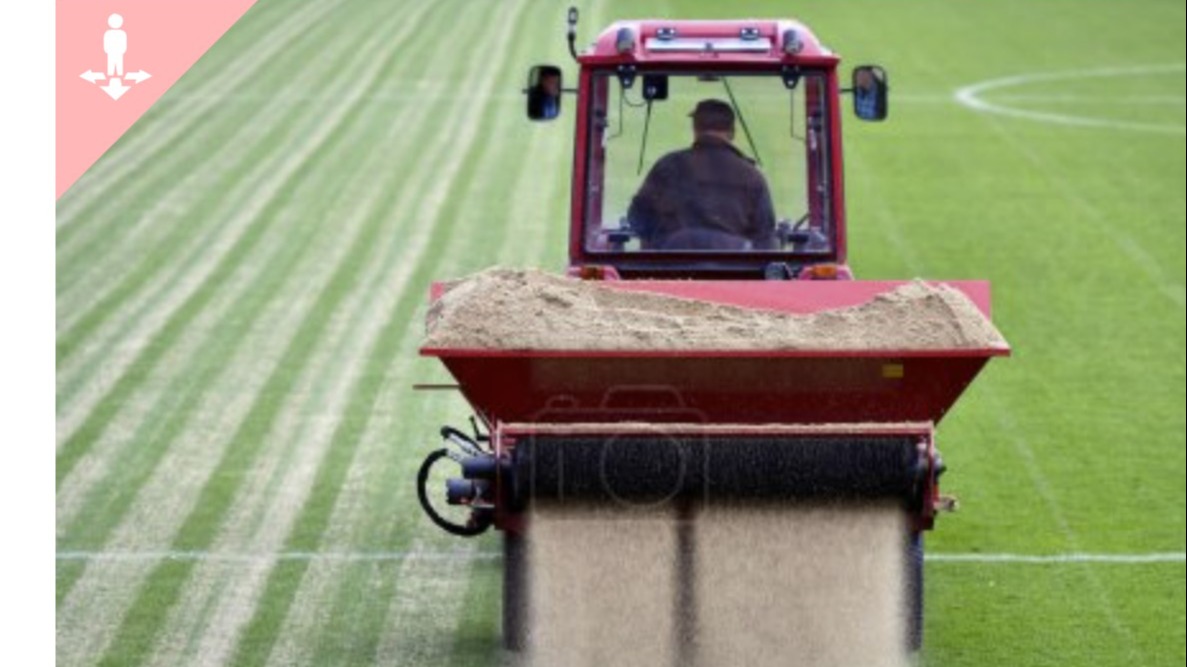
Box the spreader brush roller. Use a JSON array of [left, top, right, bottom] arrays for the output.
[[512, 435, 925, 506]]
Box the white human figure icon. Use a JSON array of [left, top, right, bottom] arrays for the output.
[[104, 14, 127, 77]]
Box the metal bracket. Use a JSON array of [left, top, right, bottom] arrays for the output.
[[617, 64, 638, 89]]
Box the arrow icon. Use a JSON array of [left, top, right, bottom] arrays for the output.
[[125, 70, 152, 84], [100, 78, 131, 100], [80, 70, 106, 84]]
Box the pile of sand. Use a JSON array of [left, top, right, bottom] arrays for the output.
[[424, 267, 1006, 351]]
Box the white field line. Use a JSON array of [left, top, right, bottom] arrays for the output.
[[55, 28, 394, 521], [54, 21, 421, 667], [954, 64, 1187, 135], [56, 550, 1185, 565], [889, 93, 1187, 106], [55, 28, 366, 441], [56, 0, 344, 229], [264, 7, 534, 665], [967, 90, 1185, 310], [987, 94, 1187, 105], [927, 552, 1187, 564]]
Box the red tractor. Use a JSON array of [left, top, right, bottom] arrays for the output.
[[417, 9, 1008, 656]]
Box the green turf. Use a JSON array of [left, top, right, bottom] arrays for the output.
[[57, 0, 1184, 665]]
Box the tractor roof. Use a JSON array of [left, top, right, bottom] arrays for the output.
[[582, 19, 836, 65]]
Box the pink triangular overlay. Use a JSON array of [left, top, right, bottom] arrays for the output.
[[57, 0, 258, 198]]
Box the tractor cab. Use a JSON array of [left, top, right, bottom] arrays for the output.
[[527, 13, 888, 280]]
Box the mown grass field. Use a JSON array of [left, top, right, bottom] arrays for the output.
[[57, 0, 1185, 665]]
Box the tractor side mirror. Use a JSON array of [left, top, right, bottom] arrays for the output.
[[851, 65, 889, 122], [526, 65, 563, 121]]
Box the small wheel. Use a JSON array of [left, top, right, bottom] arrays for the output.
[[503, 532, 529, 651], [906, 531, 924, 652]]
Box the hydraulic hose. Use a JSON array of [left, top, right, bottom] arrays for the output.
[[416, 448, 491, 537]]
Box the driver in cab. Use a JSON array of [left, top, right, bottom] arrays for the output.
[[628, 99, 777, 251]]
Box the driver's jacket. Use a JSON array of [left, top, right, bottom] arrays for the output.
[[628, 136, 777, 250]]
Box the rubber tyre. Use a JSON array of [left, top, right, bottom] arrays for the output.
[[503, 532, 528, 652]]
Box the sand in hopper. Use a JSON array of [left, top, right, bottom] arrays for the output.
[[425, 267, 1007, 351], [524, 502, 908, 667]]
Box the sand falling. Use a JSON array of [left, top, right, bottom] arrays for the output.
[[522, 501, 910, 667]]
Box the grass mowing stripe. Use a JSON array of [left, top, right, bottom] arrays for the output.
[[231, 9, 532, 664], [55, 1, 420, 602], [54, 18, 375, 442], [53, 26, 382, 442], [90, 15, 429, 667], [982, 385, 1145, 662], [56, 57, 399, 551], [52, 0, 299, 240], [53, 2, 332, 269], [447, 554, 505, 667], [55, 0, 344, 236], [304, 96, 532, 667], [151, 0, 486, 645], [362, 249, 512, 663], [960, 117, 1166, 664], [57, 108, 415, 659], [845, 140, 926, 276], [142, 14, 451, 666], [53, 7, 403, 482], [374, 541, 483, 667], [54, 6, 373, 364], [58, 551, 502, 563], [972, 108, 1182, 310], [147, 169, 414, 666], [54, 7, 359, 311], [55, 63, 389, 614]]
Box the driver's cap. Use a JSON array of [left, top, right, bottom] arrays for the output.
[[689, 99, 735, 131]]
